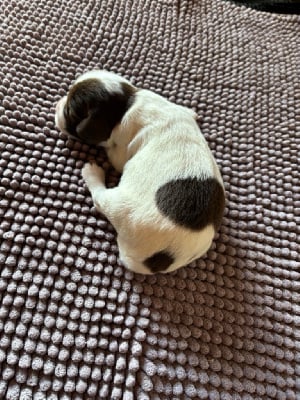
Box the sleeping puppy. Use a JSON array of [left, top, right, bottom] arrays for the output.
[[55, 70, 225, 274]]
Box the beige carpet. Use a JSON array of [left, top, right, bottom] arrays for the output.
[[0, 0, 299, 398]]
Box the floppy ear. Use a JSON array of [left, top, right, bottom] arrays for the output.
[[64, 78, 136, 145], [76, 111, 111, 145]]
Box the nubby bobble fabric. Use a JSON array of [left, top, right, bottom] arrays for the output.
[[0, 0, 299, 399]]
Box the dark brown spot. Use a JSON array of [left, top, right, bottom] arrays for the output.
[[155, 177, 225, 231], [144, 250, 174, 273], [64, 79, 136, 145]]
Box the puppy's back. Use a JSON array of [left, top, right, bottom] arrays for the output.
[[112, 104, 225, 274]]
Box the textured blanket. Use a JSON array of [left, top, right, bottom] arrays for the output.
[[0, 0, 299, 399]]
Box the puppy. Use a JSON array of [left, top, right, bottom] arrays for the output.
[[55, 70, 225, 274]]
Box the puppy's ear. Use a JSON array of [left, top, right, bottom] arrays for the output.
[[76, 111, 111, 145], [64, 78, 135, 145]]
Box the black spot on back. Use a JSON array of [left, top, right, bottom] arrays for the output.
[[144, 250, 174, 273], [155, 177, 225, 231], [64, 79, 135, 144]]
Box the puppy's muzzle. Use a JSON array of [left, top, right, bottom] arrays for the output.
[[55, 96, 67, 132]]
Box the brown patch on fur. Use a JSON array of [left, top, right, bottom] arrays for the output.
[[144, 250, 174, 273], [155, 177, 225, 231]]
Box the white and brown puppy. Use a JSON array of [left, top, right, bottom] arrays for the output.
[[55, 70, 225, 274]]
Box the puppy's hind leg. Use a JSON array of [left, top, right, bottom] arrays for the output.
[[82, 162, 117, 220]]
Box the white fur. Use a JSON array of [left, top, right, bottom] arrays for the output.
[[56, 70, 224, 274], [76, 70, 131, 95], [55, 96, 68, 135]]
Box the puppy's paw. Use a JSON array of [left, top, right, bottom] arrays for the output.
[[82, 162, 105, 189]]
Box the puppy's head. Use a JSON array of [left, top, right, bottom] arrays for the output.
[[55, 70, 136, 145]]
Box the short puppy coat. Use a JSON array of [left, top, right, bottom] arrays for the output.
[[55, 70, 225, 274]]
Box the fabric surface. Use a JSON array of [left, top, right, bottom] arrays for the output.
[[0, 0, 299, 399]]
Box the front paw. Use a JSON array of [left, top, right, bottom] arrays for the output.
[[82, 162, 105, 189]]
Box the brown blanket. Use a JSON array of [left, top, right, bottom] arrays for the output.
[[0, 0, 299, 398]]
